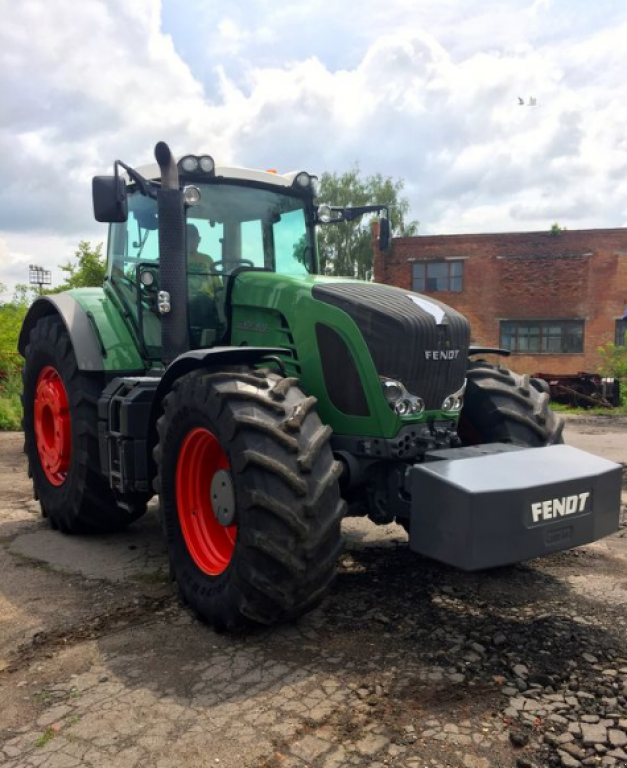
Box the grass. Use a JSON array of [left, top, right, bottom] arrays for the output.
[[33, 689, 52, 705], [35, 727, 56, 748], [0, 368, 21, 431], [550, 382, 627, 416]]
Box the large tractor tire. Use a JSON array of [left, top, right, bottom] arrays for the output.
[[154, 367, 345, 630], [459, 360, 564, 447], [22, 315, 148, 533]]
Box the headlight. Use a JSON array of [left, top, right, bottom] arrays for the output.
[[183, 185, 201, 205], [380, 377, 425, 417], [317, 203, 332, 223], [410, 398, 425, 415], [294, 171, 317, 190], [139, 269, 155, 287], [199, 155, 215, 173], [382, 379, 404, 402], [294, 172, 311, 187], [180, 155, 199, 173], [441, 380, 466, 413]]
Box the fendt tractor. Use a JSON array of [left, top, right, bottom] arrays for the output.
[[19, 142, 622, 630]]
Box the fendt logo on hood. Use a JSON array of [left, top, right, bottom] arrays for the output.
[[530, 492, 591, 525], [424, 350, 460, 360]]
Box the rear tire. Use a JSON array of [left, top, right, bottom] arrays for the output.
[[459, 361, 564, 446], [23, 315, 148, 533], [154, 367, 345, 630]]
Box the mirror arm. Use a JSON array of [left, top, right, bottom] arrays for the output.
[[317, 204, 390, 225], [339, 204, 389, 222], [114, 160, 158, 200]]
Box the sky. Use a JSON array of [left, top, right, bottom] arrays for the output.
[[1, 0, 627, 298]]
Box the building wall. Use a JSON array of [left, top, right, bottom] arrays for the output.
[[373, 226, 627, 375]]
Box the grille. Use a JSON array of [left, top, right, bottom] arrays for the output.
[[312, 282, 470, 411]]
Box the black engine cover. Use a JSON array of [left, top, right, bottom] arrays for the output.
[[312, 282, 470, 410]]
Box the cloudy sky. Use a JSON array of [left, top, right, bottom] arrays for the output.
[[2, 0, 627, 298]]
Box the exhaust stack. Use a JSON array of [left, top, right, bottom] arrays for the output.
[[155, 142, 188, 364]]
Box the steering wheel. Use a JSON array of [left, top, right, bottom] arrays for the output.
[[210, 259, 256, 275]]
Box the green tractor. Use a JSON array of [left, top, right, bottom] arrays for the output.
[[19, 142, 622, 630]]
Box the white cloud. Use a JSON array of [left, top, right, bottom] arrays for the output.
[[1, 0, 627, 296]]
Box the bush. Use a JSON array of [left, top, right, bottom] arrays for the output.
[[0, 302, 27, 374], [0, 368, 22, 431], [597, 342, 627, 412], [598, 342, 627, 380], [0, 301, 27, 430]]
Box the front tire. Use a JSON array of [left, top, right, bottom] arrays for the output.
[[23, 315, 147, 533], [459, 361, 564, 446], [154, 367, 345, 630]]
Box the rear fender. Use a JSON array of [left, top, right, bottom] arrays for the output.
[[19, 290, 145, 373], [18, 294, 104, 371]]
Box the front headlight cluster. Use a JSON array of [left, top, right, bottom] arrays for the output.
[[441, 380, 466, 413], [381, 377, 467, 417], [178, 155, 215, 175], [380, 377, 425, 417]]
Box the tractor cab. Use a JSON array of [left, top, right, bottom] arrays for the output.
[[102, 158, 320, 357]]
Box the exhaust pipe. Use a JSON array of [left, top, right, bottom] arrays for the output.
[[154, 142, 188, 364], [155, 141, 179, 191]]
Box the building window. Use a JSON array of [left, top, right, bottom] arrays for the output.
[[616, 319, 627, 346], [412, 261, 463, 293], [500, 320, 584, 354]]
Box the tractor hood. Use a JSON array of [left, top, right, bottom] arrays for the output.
[[229, 272, 471, 437], [310, 281, 471, 411]]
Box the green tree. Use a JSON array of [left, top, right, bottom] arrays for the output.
[[12, 283, 37, 305], [316, 165, 418, 278], [54, 241, 106, 291]]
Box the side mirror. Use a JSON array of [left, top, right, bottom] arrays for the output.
[[379, 217, 390, 251], [92, 176, 128, 223]]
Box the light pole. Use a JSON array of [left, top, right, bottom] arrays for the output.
[[28, 265, 52, 295]]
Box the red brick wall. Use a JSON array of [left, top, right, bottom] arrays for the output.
[[373, 227, 627, 375]]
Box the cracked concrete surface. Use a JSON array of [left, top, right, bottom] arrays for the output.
[[0, 419, 626, 768]]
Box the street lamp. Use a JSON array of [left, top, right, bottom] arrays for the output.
[[29, 264, 52, 294]]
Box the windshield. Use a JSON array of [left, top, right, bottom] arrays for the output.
[[186, 183, 314, 276]]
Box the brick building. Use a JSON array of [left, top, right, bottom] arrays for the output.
[[373, 226, 627, 375]]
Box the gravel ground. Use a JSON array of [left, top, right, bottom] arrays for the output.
[[0, 418, 625, 768]]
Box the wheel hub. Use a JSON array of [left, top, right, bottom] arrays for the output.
[[211, 469, 236, 527], [34, 366, 71, 486]]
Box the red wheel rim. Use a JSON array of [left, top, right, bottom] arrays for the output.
[[176, 427, 237, 576], [34, 366, 71, 486]]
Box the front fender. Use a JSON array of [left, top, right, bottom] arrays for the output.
[[154, 346, 289, 403]]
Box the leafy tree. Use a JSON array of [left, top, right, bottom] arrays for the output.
[[316, 165, 418, 278], [12, 284, 37, 305], [53, 241, 106, 291]]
